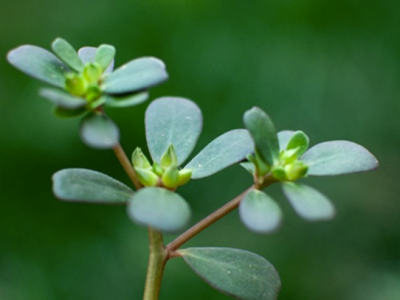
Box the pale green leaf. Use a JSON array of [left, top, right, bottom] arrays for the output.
[[78, 47, 114, 73], [239, 190, 282, 233], [95, 44, 116, 71], [185, 129, 253, 179], [243, 107, 279, 166], [53, 106, 86, 118], [301, 141, 378, 176], [52, 168, 134, 204], [51, 38, 84, 72], [277, 130, 294, 152], [179, 247, 281, 300], [127, 187, 191, 233], [7, 45, 69, 87], [282, 182, 335, 221], [80, 113, 119, 149], [39, 88, 86, 109], [146, 97, 202, 166], [105, 92, 149, 108], [286, 131, 309, 157], [102, 57, 168, 94]]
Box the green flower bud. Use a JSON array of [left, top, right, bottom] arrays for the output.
[[83, 63, 102, 85], [247, 151, 270, 177], [135, 167, 159, 187], [65, 73, 88, 96], [160, 144, 178, 168], [162, 166, 179, 189], [132, 147, 151, 169], [152, 162, 164, 176], [86, 85, 102, 102], [272, 166, 287, 181], [280, 148, 299, 165], [285, 160, 308, 181], [177, 169, 192, 187]]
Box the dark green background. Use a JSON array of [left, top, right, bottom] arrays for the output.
[[1, 1, 399, 299]]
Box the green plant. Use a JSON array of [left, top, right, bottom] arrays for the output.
[[7, 38, 379, 300]]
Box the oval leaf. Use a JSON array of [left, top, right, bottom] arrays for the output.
[[179, 247, 281, 300], [127, 187, 191, 233], [239, 190, 282, 233], [95, 44, 116, 71], [78, 47, 114, 73], [243, 107, 279, 166], [39, 88, 87, 109], [80, 113, 120, 149], [105, 92, 149, 108], [286, 131, 309, 157], [146, 97, 202, 166], [7, 45, 69, 87], [185, 129, 253, 179], [301, 141, 378, 176], [54, 106, 86, 118], [277, 130, 294, 152], [52, 168, 134, 204], [51, 38, 84, 72], [102, 57, 168, 94], [282, 182, 335, 221]]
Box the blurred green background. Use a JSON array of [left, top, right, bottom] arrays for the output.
[[1, 0, 399, 299]]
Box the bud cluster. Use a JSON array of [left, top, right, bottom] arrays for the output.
[[131, 145, 192, 189]]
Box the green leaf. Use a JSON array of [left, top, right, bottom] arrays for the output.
[[127, 187, 191, 233], [7, 45, 69, 88], [282, 182, 335, 221], [185, 129, 253, 179], [80, 113, 119, 149], [78, 47, 114, 73], [104, 92, 149, 108], [286, 131, 309, 157], [146, 97, 202, 166], [53, 106, 87, 118], [52, 168, 134, 204], [239, 190, 282, 233], [277, 130, 294, 152], [51, 38, 84, 72], [102, 57, 168, 94], [95, 44, 116, 71], [243, 107, 279, 166], [179, 247, 281, 300], [39, 88, 86, 109], [300, 141, 378, 176]]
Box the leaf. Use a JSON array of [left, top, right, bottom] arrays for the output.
[[95, 44, 116, 71], [277, 130, 294, 152], [243, 107, 279, 166], [78, 47, 114, 73], [80, 113, 120, 149], [300, 141, 379, 176], [51, 38, 84, 72], [286, 131, 309, 157], [39, 88, 87, 109], [239, 190, 282, 233], [102, 57, 168, 94], [52, 168, 134, 204], [146, 97, 202, 166], [7, 45, 69, 88], [185, 129, 253, 179], [282, 182, 335, 221], [104, 92, 149, 108], [179, 247, 281, 300], [127, 187, 191, 233], [53, 106, 87, 118]]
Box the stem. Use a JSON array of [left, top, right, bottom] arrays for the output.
[[112, 143, 142, 190], [166, 186, 254, 252], [143, 228, 168, 300]]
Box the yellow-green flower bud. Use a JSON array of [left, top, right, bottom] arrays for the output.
[[152, 162, 164, 176], [85, 85, 102, 102], [160, 144, 178, 168], [135, 167, 159, 187], [280, 148, 299, 165], [247, 151, 270, 177], [65, 74, 88, 96], [272, 166, 287, 181], [177, 169, 192, 187], [132, 147, 151, 169], [285, 161, 308, 181], [83, 63, 102, 85], [162, 166, 179, 189]]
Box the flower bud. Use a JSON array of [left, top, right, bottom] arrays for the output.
[[132, 147, 151, 169], [83, 63, 102, 85], [85, 85, 102, 102], [162, 166, 179, 189], [160, 144, 178, 168], [285, 161, 308, 181], [65, 74, 88, 96], [280, 148, 299, 165], [135, 167, 158, 187], [177, 169, 192, 187], [152, 162, 164, 176], [272, 166, 287, 181]]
